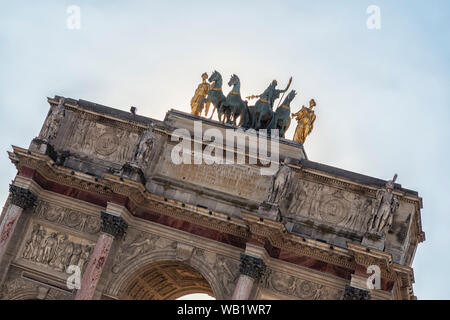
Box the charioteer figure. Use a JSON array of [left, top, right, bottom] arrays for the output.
[[247, 77, 293, 129]]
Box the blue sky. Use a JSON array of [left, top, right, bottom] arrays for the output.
[[0, 1, 449, 299]]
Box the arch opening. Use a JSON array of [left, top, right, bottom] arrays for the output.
[[119, 260, 215, 300]]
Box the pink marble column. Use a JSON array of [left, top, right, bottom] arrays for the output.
[[0, 185, 36, 263], [232, 274, 255, 300], [231, 254, 266, 300], [75, 212, 127, 300]]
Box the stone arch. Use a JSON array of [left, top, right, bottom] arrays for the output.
[[106, 249, 227, 300]]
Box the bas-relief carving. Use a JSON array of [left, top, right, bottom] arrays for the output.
[[192, 248, 239, 298], [39, 98, 65, 141], [284, 178, 373, 233], [111, 231, 176, 274], [159, 146, 270, 201], [20, 223, 94, 274], [261, 269, 342, 300], [265, 165, 293, 204], [109, 229, 240, 299], [34, 200, 101, 235], [62, 112, 140, 164], [0, 277, 73, 300]]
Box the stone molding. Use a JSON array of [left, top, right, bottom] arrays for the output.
[[9, 184, 37, 210], [100, 212, 128, 237]]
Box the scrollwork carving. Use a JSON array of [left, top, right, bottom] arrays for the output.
[[262, 269, 342, 300]]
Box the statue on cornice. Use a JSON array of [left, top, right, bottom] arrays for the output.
[[39, 97, 65, 141], [291, 99, 316, 144], [367, 174, 399, 234], [133, 127, 155, 167], [190, 72, 210, 117], [265, 165, 293, 204]]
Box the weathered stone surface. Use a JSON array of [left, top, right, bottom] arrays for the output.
[[0, 96, 424, 300]]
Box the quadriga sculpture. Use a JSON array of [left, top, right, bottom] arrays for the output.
[[269, 90, 297, 138]]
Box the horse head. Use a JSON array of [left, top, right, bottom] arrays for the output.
[[228, 74, 240, 87], [209, 70, 222, 84], [282, 90, 297, 107]]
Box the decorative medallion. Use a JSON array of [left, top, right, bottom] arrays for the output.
[[320, 199, 348, 224], [94, 131, 119, 156]]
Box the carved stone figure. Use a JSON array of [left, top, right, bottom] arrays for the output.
[[190, 72, 210, 116], [50, 234, 68, 271], [42, 232, 58, 264], [214, 255, 239, 297], [266, 165, 293, 203], [367, 174, 399, 234], [39, 97, 65, 141], [78, 245, 91, 271], [112, 232, 159, 273], [133, 128, 155, 167], [31, 226, 46, 261], [291, 99, 316, 144], [23, 224, 40, 259], [69, 243, 82, 266]]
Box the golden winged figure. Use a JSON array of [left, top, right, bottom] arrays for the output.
[[291, 99, 317, 144]]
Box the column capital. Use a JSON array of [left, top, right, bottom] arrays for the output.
[[100, 212, 128, 237], [239, 253, 266, 280], [9, 184, 37, 210], [342, 285, 371, 300]]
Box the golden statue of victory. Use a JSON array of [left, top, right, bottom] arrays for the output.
[[291, 99, 317, 144], [190, 72, 210, 116]]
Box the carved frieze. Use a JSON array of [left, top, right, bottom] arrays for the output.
[[34, 200, 101, 235], [159, 147, 270, 201], [261, 269, 343, 300], [20, 223, 94, 274], [285, 177, 373, 234], [111, 231, 176, 274], [62, 112, 141, 164], [0, 277, 73, 300]]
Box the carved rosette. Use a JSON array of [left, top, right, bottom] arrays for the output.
[[239, 254, 266, 280], [100, 212, 128, 237], [9, 185, 37, 210], [342, 285, 371, 300]]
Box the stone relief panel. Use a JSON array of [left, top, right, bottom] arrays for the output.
[[158, 145, 270, 202], [0, 277, 73, 300], [19, 223, 94, 274], [111, 231, 177, 274], [60, 111, 141, 164], [192, 248, 240, 298], [108, 228, 240, 299], [34, 200, 101, 235], [284, 177, 373, 234], [261, 269, 343, 300]]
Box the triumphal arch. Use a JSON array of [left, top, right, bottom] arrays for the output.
[[0, 79, 424, 300]]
